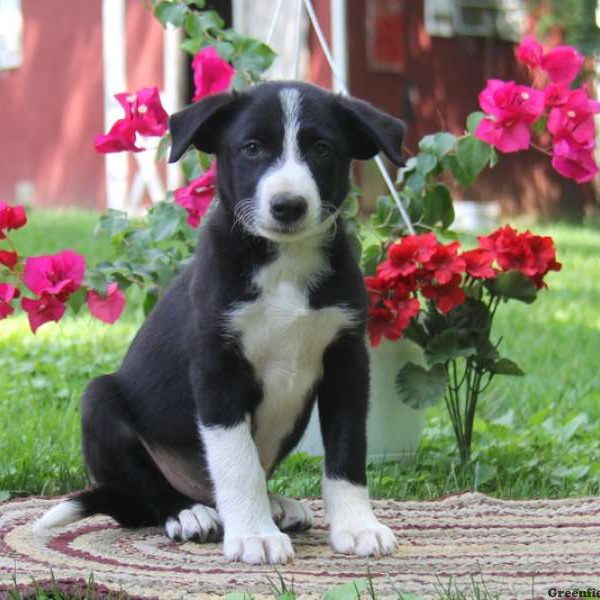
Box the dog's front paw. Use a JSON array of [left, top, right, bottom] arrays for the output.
[[224, 530, 294, 564], [269, 494, 314, 532], [330, 521, 396, 557]]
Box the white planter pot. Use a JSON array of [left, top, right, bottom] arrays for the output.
[[296, 338, 426, 463]]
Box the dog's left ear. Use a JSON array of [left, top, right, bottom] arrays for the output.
[[168, 92, 240, 163], [335, 96, 405, 166]]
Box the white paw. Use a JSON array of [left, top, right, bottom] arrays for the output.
[[269, 494, 314, 532], [165, 504, 222, 542], [330, 521, 396, 556], [224, 530, 294, 564]]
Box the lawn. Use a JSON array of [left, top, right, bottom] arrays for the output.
[[1, 209, 599, 501]]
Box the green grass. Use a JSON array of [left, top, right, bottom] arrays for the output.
[[1, 211, 599, 501]]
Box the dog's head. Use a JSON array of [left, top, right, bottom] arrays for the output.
[[169, 82, 404, 242]]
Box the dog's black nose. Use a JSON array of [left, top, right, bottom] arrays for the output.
[[270, 194, 307, 224]]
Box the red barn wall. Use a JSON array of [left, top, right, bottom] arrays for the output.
[[0, 0, 163, 211]]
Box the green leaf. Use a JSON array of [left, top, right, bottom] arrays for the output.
[[154, 1, 189, 27], [181, 149, 202, 180], [415, 152, 437, 175], [323, 579, 368, 600], [233, 38, 276, 76], [94, 209, 129, 239], [418, 132, 457, 158], [424, 329, 476, 366], [156, 133, 172, 163], [396, 362, 447, 409], [180, 37, 203, 55], [143, 288, 160, 316], [466, 111, 486, 134], [490, 358, 524, 376], [405, 171, 426, 194], [454, 134, 494, 187], [183, 10, 224, 37], [0, 491, 11, 502], [342, 193, 359, 219], [66, 288, 87, 314], [486, 271, 538, 303], [149, 202, 185, 241], [443, 154, 471, 188], [184, 0, 206, 7], [422, 184, 454, 229], [85, 269, 109, 294]]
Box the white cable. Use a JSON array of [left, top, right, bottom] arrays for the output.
[[302, 0, 415, 234], [265, 0, 285, 46]]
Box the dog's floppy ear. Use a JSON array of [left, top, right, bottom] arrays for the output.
[[335, 95, 405, 166], [168, 93, 239, 162]]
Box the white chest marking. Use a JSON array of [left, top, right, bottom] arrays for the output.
[[228, 242, 354, 472]]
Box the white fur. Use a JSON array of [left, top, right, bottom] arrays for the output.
[[255, 88, 321, 236], [165, 504, 221, 542], [322, 477, 397, 556], [269, 494, 314, 531], [229, 241, 355, 473], [199, 421, 293, 564], [32, 500, 82, 533]]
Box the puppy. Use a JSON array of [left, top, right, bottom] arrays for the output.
[[34, 81, 404, 565]]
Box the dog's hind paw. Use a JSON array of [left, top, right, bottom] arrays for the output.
[[165, 504, 222, 543], [269, 494, 314, 533]]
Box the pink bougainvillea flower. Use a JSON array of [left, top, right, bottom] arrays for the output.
[[541, 45, 584, 85], [476, 80, 544, 153], [422, 241, 466, 285], [23, 250, 85, 299], [0, 250, 18, 269], [421, 274, 466, 314], [174, 162, 217, 228], [192, 46, 235, 102], [461, 248, 497, 279], [551, 139, 599, 183], [87, 282, 126, 324], [115, 86, 169, 137], [21, 293, 66, 333], [516, 36, 543, 70], [0, 200, 27, 239], [544, 83, 570, 108], [94, 118, 142, 154], [0, 283, 19, 320], [547, 87, 600, 149]]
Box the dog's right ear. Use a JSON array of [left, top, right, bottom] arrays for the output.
[[168, 93, 239, 163]]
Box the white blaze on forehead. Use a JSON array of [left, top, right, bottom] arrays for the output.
[[280, 88, 302, 161], [254, 87, 322, 238]]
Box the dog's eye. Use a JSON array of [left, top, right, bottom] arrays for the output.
[[241, 141, 263, 158], [313, 141, 332, 159]]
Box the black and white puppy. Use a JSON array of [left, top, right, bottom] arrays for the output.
[[34, 81, 405, 565]]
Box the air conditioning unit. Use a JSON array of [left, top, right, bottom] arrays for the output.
[[425, 0, 526, 42]]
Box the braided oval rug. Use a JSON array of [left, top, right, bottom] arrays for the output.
[[1, 493, 600, 599]]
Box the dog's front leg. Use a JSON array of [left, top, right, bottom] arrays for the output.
[[318, 335, 397, 556], [194, 359, 293, 564]]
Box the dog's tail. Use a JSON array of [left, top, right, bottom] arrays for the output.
[[32, 487, 154, 533]]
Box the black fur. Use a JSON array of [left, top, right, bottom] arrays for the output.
[[74, 81, 404, 527]]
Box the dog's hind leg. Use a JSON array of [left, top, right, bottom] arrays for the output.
[[269, 494, 313, 533]]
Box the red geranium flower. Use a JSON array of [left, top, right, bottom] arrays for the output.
[[461, 248, 496, 279], [367, 297, 420, 347], [87, 282, 126, 324], [0, 283, 20, 320], [377, 233, 438, 282], [0, 250, 18, 270], [0, 200, 27, 239], [23, 250, 85, 300], [21, 293, 66, 333], [422, 241, 466, 285], [174, 162, 217, 228], [421, 274, 466, 314], [192, 46, 235, 102]]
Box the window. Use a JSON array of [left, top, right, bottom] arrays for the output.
[[0, 0, 23, 70]]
